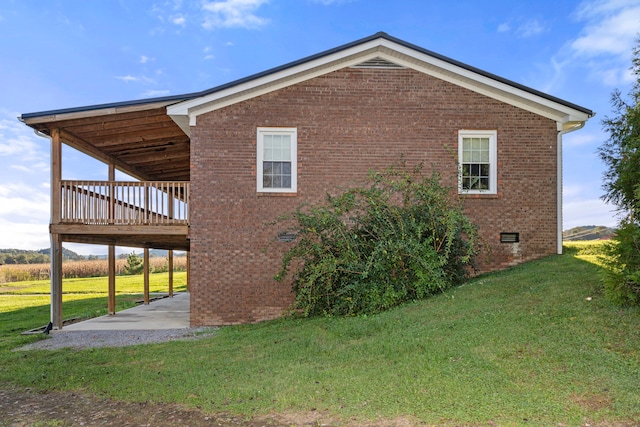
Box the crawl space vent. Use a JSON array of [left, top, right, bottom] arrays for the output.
[[351, 57, 404, 69], [500, 232, 520, 243]]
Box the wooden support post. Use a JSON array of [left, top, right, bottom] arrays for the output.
[[50, 234, 63, 329], [144, 248, 150, 304], [51, 128, 61, 224], [50, 128, 63, 329], [108, 245, 116, 315], [186, 251, 190, 292], [167, 186, 174, 297], [108, 164, 116, 315], [168, 250, 174, 297]]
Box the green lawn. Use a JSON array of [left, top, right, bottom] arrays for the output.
[[0, 251, 638, 426], [0, 272, 188, 347]]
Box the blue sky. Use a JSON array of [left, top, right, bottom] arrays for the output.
[[0, 0, 638, 254]]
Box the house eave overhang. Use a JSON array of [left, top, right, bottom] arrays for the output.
[[21, 95, 196, 182], [20, 95, 195, 125], [167, 32, 594, 134]]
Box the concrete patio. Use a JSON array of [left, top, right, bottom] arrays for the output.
[[59, 292, 190, 331]]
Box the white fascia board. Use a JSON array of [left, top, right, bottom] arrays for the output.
[[167, 36, 592, 128], [375, 40, 592, 124], [166, 39, 386, 124], [185, 51, 383, 126]]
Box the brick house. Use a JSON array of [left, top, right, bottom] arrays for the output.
[[21, 32, 593, 327]]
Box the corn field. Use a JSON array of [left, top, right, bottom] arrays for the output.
[[0, 257, 187, 284]]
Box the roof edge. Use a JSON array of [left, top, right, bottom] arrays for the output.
[[375, 33, 593, 117], [20, 93, 199, 121], [171, 31, 593, 118], [21, 31, 594, 121]]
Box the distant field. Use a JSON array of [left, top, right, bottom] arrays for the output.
[[0, 257, 187, 283], [0, 271, 188, 328]]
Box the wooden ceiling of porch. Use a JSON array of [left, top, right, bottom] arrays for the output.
[[22, 101, 190, 182]]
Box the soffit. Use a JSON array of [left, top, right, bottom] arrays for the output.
[[22, 102, 190, 182]]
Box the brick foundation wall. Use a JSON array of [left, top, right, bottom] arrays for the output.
[[189, 67, 558, 326]]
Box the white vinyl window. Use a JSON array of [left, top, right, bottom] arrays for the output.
[[257, 127, 297, 193], [458, 130, 497, 195]]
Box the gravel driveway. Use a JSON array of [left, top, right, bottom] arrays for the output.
[[17, 327, 218, 351]]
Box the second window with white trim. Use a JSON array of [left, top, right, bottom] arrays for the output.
[[257, 127, 297, 193], [458, 130, 497, 195]]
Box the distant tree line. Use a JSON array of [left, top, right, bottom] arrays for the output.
[[0, 250, 49, 265], [0, 248, 186, 265], [0, 248, 87, 265]]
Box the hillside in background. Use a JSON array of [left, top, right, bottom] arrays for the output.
[[563, 225, 616, 241], [0, 248, 185, 265], [0, 248, 83, 265]]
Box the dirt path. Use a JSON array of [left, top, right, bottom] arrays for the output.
[[2, 386, 634, 427], [0, 386, 338, 427]]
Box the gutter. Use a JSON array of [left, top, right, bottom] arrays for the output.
[[556, 114, 595, 254]]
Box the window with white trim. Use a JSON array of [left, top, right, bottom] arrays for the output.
[[257, 127, 297, 193], [458, 130, 497, 194]]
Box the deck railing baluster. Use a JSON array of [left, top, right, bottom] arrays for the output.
[[56, 180, 189, 226]]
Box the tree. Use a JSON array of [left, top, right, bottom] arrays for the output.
[[123, 252, 144, 275], [598, 37, 640, 305]]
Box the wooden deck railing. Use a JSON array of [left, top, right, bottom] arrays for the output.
[[59, 180, 189, 225]]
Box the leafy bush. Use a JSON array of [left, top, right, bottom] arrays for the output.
[[602, 221, 640, 305], [276, 166, 478, 317]]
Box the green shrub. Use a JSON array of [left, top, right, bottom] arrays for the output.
[[275, 166, 478, 317], [602, 221, 640, 305], [123, 252, 144, 276]]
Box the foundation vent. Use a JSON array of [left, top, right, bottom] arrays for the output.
[[500, 232, 520, 243]]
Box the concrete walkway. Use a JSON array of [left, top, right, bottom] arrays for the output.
[[61, 292, 190, 331]]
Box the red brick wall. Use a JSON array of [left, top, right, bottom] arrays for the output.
[[189, 67, 558, 326]]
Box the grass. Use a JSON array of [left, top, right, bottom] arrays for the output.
[[0, 272, 187, 348], [0, 271, 188, 295], [1, 249, 639, 425]]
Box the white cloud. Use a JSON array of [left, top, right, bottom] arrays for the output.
[[115, 75, 138, 82], [496, 19, 546, 38], [310, 0, 353, 4], [172, 15, 186, 26], [0, 218, 50, 250], [203, 46, 215, 60], [563, 197, 619, 229], [201, 0, 270, 29], [0, 116, 47, 164], [564, 130, 602, 147], [0, 184, 49, 219], [139, 55, 155, 64], [516, 19, 546, 38], [571, 1, 640, 58], [115, 75, 157, 84], [568, 0, 640, 85], [141, 89, 171, 97], [497, 23, 510, 33], [0, 182, 51, 249]]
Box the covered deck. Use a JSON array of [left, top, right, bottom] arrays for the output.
[[21, 97, 194, 329]]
